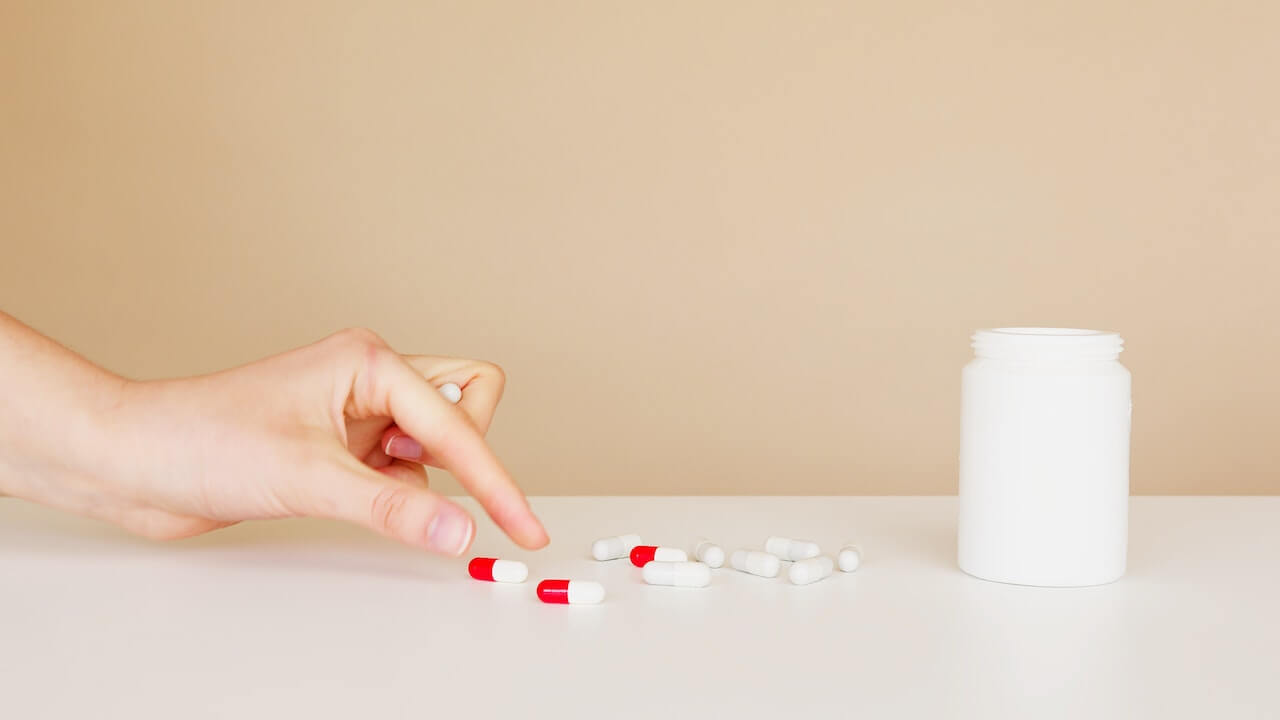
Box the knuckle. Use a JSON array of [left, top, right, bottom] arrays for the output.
[[330, 327, 387, 351], [368, 484, 417, 537]]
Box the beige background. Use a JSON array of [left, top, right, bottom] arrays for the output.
[[2, 1, 1277, 495]]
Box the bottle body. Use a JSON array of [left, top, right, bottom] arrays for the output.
[[958, 328, 1131, 587]]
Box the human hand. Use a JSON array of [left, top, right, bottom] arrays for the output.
[[0, 319, 547, 555]]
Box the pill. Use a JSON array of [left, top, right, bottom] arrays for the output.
[[467, 557, 528, 583], [438, 382, 463, 404], [643, 561, 712, 588], [536, 579, 605, 605], [591, 534, 642, 561], [693, 538, 725, 568], [730, 550, 781, 578], [837, 545, 862, 573], [788, 556, 834, 585], [764, 536, 821, 561], [630, 546, 688, 567]]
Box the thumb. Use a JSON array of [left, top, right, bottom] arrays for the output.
[[312, 459, 476, 555]]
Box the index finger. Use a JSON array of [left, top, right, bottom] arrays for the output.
[[369, 352, 548, 549]]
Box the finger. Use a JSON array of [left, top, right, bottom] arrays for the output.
[[316, 457, 473, 555], [364, 440, 394, 469], [365, 351, 548, 549], [381, 423, 420, 461], [401, 355, 506, 435], [378, 458, 429, 488], [380, 424, 453, 468]]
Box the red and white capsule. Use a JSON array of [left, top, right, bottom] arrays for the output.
[[536, 579, 606, 605], [468, 557, 529, 583], [629, 545, 688, 567]]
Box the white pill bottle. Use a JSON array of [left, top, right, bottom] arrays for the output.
[[958, 328, 1131, 587]]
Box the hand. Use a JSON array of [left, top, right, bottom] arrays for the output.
[[0, 318, 548, 555]]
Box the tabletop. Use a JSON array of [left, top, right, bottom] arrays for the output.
[[2, 496, 1277, 719]]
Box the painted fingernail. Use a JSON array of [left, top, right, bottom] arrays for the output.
[[385, 434, 423, 460], [426, 506, 473, 556]]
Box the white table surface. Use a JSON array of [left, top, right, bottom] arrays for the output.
[[2, 496, 1277, 719]]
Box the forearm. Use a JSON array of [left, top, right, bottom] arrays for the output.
[[0, 312, 126, 502]]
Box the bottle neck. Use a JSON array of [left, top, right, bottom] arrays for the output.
[[972, 328, 1123, 363]]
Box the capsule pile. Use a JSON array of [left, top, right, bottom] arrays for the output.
[[446, 381, 863, 604], [467, 533, 863, 605]]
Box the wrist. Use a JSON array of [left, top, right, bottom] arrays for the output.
[[3, 377, 127, 500], [0, 317, 133, 501]]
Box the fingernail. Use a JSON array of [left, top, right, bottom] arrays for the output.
[[426, 506, 473, 556], [385, 434, 423, 460]]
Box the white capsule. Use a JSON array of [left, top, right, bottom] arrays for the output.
[[591, 534, 641, 561], [838, 545, 862, 573], [438, 382, 463, 404], [730, 550, 781, 578], [764, 536, 821, 561], [788, 556, 834, 585], [643, 561, 712, 588], [693, 539, 725, 568]]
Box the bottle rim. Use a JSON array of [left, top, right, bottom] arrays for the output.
[[972, 327, 1124, 359]]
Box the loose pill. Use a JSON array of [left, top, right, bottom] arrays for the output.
[[468, 557, 529, 583], [694, 539, 725, 568], [536, 579, 605, 605], [591, 534, 642, 561], [764, 536, 821, 561], [837, 545, 862, 573], [788, 556, 834, 585], [730, 550, 781, 578], [642, 561, 712, 588], [438, 382, 463, 404], [630, 546, 688, 567]]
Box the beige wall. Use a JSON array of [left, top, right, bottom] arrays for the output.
[[2, 1, 1277, 495]]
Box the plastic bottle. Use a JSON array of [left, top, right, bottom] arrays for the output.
[[958, 328, 1131, 587]]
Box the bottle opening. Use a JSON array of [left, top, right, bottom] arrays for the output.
[[988, 327, 1109, 336], [972, 327, 1123, 360]]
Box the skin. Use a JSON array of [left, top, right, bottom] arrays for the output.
[[0, 312, 549, 555]]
